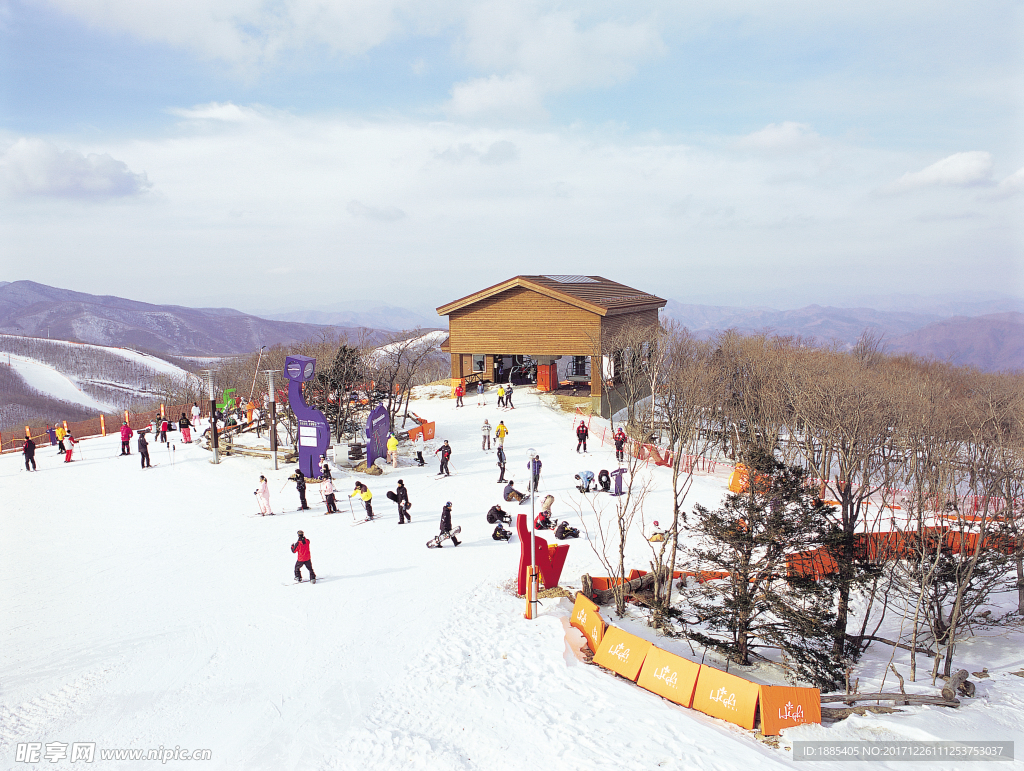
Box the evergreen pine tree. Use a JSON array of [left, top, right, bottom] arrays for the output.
[[684, 450, 844, 690]]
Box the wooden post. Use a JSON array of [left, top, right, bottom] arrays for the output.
[[100, 414, 106, 436]]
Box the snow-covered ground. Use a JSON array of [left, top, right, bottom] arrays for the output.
[[3, 354, 113, 412], [2, 387, 1022, 770], [0, 336, 195, 413]]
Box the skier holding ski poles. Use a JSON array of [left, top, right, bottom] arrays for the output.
[[255, 475, 272, 515], [290, 470, 310, 510], [435, 440, 452, 477]]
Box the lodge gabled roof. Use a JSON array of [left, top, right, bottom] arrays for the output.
[[436, 275, 667, 318]]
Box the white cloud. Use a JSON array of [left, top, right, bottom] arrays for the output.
[[447, 3, 663, 119], [887, 151, 995, 193], [0, 138, 152, 198], [994, 167, 1024, 197], [168, 102, 266, 122], [3, 113, 1019, 310], [347, 200, 407, 222], [436, 140, 519, 164], [737, 122, 822, 152], [447, 75, 545, 120], [42, 0, 434, 69]]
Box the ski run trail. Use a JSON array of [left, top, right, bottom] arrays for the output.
[[2, 386, 1023, 770]]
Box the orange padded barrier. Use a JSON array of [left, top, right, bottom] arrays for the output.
[[407, 422, 436, 441], [592, 626, 653, 682], [569, 593, 605, 654], [691, 666, 761, 730], [758, 685, 821, 735], [636, 647, 701, 708]]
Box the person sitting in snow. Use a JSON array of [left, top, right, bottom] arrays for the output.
[[555, 521, 580, 540], [597, 469, 612, 492], [486, 504, 511, 525], [503, 480, 526, 504], [492, 523, 511, 541], [534, 510, 554, 530]]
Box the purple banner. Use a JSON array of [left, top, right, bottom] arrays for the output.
[[365, 405, 390, 469], [284, 355, 330, 478]]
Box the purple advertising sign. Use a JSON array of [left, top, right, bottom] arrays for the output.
[[365, 405, 390, 468], [284, 355, 330, 478]]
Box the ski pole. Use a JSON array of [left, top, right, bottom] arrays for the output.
[[172, 444, 175, 466]]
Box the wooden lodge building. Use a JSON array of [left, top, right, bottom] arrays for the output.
[[436, 275, 666, 417]]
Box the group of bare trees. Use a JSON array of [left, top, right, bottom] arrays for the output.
[[598, 321, 1023, 688], [207, 329, 449, 443]]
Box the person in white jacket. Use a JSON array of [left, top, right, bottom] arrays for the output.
[[323, 478, 338, 513], [255, 475, 272, 516], [413, 432, 426, 466]]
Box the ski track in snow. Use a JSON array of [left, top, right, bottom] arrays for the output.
[[2, 389, 1022, 770], [3, 354, 114, 412]]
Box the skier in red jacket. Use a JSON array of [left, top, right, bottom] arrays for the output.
[[291, 531, 316, 583], [119, 422, 133, 455]]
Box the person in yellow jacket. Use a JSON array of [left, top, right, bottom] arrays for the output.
[[495, 420, 508, 447], [351, 482, 374, 520], [497, 385, 506, 409], [386, 433, 399, 468], [55, 424, 67, 455]]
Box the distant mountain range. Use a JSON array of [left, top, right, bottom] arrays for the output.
[[0, 281, 383, 356], [662, 301, 1024, 372], [0, 281, 1019, 372], [260, 305, 436, 331]]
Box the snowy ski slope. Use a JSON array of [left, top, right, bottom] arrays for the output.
[[1, 388, 1022, 770]]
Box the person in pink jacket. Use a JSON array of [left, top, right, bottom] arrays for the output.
[[255, 475, 272, 516], [119, 422, 133, 456]]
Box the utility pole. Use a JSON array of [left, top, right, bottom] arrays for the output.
[[265, 370, 279, 470]]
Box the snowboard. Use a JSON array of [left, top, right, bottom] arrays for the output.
[[427, 525, 462, 549], [284, 576, 318, 585]]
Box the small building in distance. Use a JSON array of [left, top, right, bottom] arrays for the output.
[[436, 275, 666, 417]]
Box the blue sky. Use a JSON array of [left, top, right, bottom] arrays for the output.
[[1, 1, 1021, 315]]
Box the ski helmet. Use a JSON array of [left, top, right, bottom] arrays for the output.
[[445, 501, 452, 507], [297, 530, 304, 536]]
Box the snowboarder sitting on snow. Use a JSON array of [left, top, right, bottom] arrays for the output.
[[597, 469, 612, 492], [291, 530, 316, 583], [649, 521, 667, 542], [436, 502, 461, 547], [576, 420, 589, 452], [492, 523, 512, 541], [351, 482, 374, 519], [435, 440, 452, 476], [534, 510, 554, 530], [486, 504, 511, 525], [503, 480, 527, 504], [255, 474, 273, 515], [555, 521, 580, 540], [290, 470, 310, 510], [575, 470, 595, 493]]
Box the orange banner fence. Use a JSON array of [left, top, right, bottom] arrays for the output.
[[1, 402, 204, 454], [568, 593, 821, 736]]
